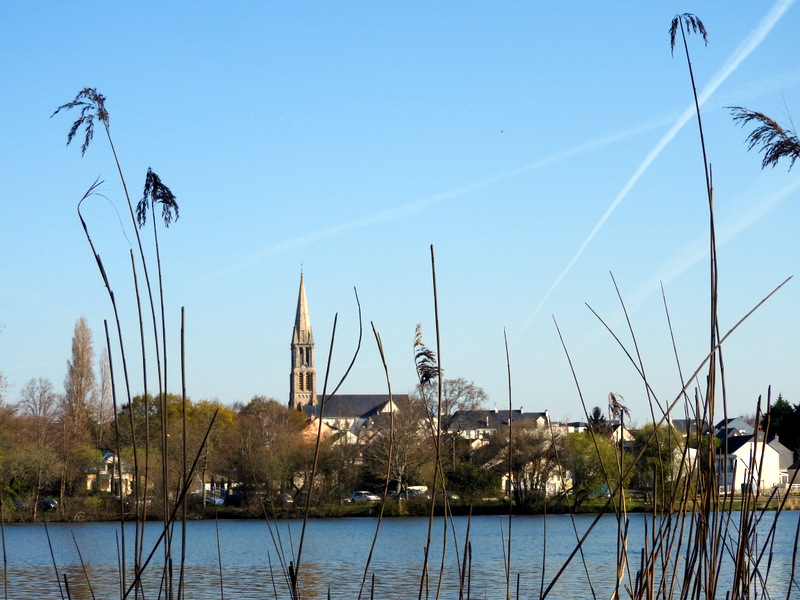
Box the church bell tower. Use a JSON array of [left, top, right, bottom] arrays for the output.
[[290, 273, 317, 409]]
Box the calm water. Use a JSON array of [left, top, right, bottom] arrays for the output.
[[1, 512, 798, 599]]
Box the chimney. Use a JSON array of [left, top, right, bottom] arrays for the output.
[[519, 406, 524, 414], [494, 406, 499, 413]]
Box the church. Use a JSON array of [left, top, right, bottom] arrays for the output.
[[289, 274, 410, 434]]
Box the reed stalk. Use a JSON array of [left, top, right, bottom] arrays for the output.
[[417, 244, 444, 600], [55, 90, 176, 597], [356, 323, 394, 600], [179, 307, 188, 600], [122, 409, 218, 600], [0, 485, 6, 600], [290, 289, 361, 599], [43, 517, 65, 600], [71, 532, 97, 600], [503, 329, 512, 600], [129, 248, 148, 586]]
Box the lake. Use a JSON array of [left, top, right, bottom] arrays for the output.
[[1, 512, 798, 599]]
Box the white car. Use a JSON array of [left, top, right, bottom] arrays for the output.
[[348, 491, 380, 503]]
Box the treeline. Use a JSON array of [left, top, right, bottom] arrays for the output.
[[1, 385, 688, 518]]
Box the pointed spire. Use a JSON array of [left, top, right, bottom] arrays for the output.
[[293, 273, 313, 345], [290, 272, 316, 409]]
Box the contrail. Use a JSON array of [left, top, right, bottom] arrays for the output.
[[227, 120, 661, 275], [519, 0, 796, 335], [625, 177, 800, 317]]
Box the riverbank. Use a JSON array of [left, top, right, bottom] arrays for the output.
[[7, 492, 800, 523]]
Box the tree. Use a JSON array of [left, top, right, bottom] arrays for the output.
[[632, 424, 682, 504], [19, 378, 58, 444], [63, 316, 97, 431], [0, 324, 6, 403], [414, 378, 487, 438], [587, 406, 609, 436], [412, 377, 487, 472], [363, 396, 434, 495], [59, 316, 99, 505], [448, 460, 500, 501], [173, 397, 237, 505], [476, 424, 561, 510], [761, 394, 800, 454], [233, 396, 308, 499], [564, 431, 632, 507], [93, 346, 113, 446], [15, 378, 61, 515]]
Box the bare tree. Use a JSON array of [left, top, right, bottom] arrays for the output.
[[412, 377, 487, 471], [17, 378, 60, 516], [363, 397, 434, 494], [0, 324, 7, 404], [19, 378, 58, 445], [415, 377, 487, 438]]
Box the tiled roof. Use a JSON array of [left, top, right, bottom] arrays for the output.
[[717, 435, 754, 455], [455, 409, 548, 430], [303, 394, 411, 419]]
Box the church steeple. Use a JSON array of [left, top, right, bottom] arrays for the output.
[[290, 273, 317, 409]]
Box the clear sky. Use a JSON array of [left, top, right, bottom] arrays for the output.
[[2, 2, 799, 425]]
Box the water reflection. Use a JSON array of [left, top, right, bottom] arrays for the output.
[[0, 513, 797, 599]]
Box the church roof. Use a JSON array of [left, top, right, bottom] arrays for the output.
[[302, 394, 411, 420]]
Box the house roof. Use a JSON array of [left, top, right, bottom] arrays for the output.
[[717, 435, 753, 455], [303, 394, 410, 420], [769, 437, 794, 470], [716, 433, 778, 456], [714, 417, 754, 439], [455, 409, 548, 430], [670, 418, 711, 434]]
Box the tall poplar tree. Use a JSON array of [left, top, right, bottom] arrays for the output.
[[64, 315, 97, 424], [60, 316, 99, 502]]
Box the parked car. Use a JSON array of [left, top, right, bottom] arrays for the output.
[[399, 488, 430, 500], [347, 491, 380, 503], [294, 491, 319, 505]]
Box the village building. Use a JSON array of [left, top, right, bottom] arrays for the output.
[[715, 432, 791, 493], [84, 451, 133, 496], [715, 417, 755, 440], [288, 274, 410, 437]]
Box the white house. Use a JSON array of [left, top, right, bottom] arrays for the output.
[[715, 435, 781, 493], [85, 451, 133, 496]]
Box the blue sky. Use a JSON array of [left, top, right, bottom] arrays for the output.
[[2, 1, 799, 425]]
